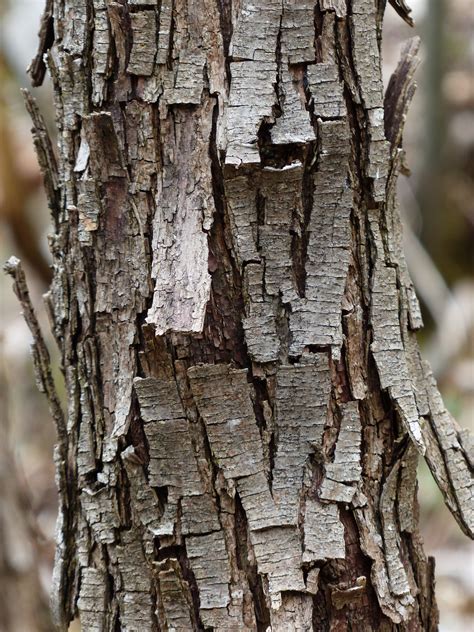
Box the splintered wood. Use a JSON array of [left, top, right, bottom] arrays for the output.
[[17, 0, 472, 629]]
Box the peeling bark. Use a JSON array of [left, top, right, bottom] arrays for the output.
[[10, 0, 473, 630]]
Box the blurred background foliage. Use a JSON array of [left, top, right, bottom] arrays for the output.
[[0, 0, 472, 630]]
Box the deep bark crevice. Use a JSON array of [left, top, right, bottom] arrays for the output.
[[234, 494, 271, 631]]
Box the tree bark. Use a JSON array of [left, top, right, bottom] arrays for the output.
[[9, 0, 473, 630]]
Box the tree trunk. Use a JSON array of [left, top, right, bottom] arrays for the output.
[[10, 0, 473, 630]]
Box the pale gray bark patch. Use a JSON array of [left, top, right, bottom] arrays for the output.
[[380, 463, 414, 605], [271, 65, 315, 144], [156, 0, 172, 65], [127, 11, 157, 76], [77, 567, 108, 632], [369, 214, 425, 452], [270, 593, 314, 632], [350, 0, 384, 109], [113, 530, 155, 631], [272, 359, 331, 523], [303, 499, 345, 561], [367, 106, 391, 201], [224, 173, 260, 266], [121, 447, 163, 548], [157, 561, 194, 631], [397, 443, 419, 534], [125, 102, 159, 192], [226, 162, 313, 362], [305, 567, 321, 595], [289, 120, 351, 358], [62, 0, 88, 57], [251, 527, 306, 606], [321, 0, 347, 17], [168, 51, 207, 105], [188, 365, 264, 479], [230, 0, 282, 62], [135, 377, 209, 537], [81, 486, 120, 544], [136, 0, 225, 108], [320, 400, 362, 502], [236, 471, 284, 531], [259, 165, 303, 304], [76, 177, 101, 244], [146, 103, 215, 335], [225, 60, 278, 165], [91, 0, 110, 105], [355, 502, 412, 623], [134, 376, 184, 423], [47, 54, 85, 131], [99, 324, 137, 439], [242, 266, 282, 363], [351, 0, 392, 199], [224, 0, 284, 165], [186, 531, 231, 609], [401, 336, 429, 420], [281, 1, 316, 63], [307, 63, 345, 118]]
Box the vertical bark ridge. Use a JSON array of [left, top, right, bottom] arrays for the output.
[[15, 0, 472, 630]]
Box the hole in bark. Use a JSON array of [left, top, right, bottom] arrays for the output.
[[268, 430, 276, 491], [312, 583, 330, 632], [256, 190, 266, 227], [156, 544, 183, 562], [258, 136, 307, 170], [306, 344, 332, 355], [216, 0, 233, 57], [178, 545, 206, 631], [152, 486, 168, 507], [113, 613, 122, 632], [127, 3, 157, 12], [248, 374, 270, 431], [314, 3, 325, 64], [126, 394, 150, 467], [198, 97, 249, 367]]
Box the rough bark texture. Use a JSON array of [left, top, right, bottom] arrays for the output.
[[9, 0, 473, 630]]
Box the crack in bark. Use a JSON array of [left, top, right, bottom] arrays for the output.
[[292, 141, 317, 298]]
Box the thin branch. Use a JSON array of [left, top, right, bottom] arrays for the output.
[[3, 256, 66, 449]]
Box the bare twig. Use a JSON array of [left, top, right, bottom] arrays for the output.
[[3, 256, 66, 448]]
